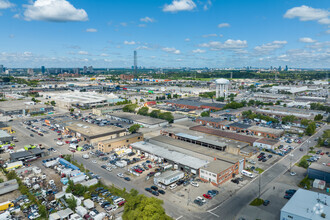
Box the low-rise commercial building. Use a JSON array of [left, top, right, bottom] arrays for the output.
[[190, 125, 258, 146], [0, 101, 54, 116], [98, 133, 143, 153], [249, 126, 284, 139], [149, 135, 245, 185], [253, 138, 279, 149], [307, 163, 330, 183], [10, 148, 45, 162], [65, 122, 126, 143], [0, 130, 13, 142], [109, 112, 168, 128], [0, 122, 12, 133], [280, 189, 329, 220], [92, 105, 124, 116], [0, 179, 18, 195], [166, 99, 225, 111], [130, 141, 209, 175]]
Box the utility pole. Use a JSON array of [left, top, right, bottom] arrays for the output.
[[258, 173, 261, 199]]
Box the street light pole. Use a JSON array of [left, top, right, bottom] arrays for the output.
[[258, 173, 261, 199], [289, 154, 294, 173]]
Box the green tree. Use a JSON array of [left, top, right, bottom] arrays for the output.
[[201, 111, 210, 117], [216, 97, 225, 102], [137, 107, 149, 116], [314, 114, 323, 121], [69, 108, 74, 113], [39, 205, 48, 218], [282, 115, 296, 124], [301, 119, 310, 127], [173, 94, 179, 99], [66, 196, 77, 211], [129, 124, 140, 133], [306, 122, 316, 136], [150, 110, 161, 118], [50, 101, 56, 106], [159, 112, 174, 123], [123, 104, 138, 112], [299, 160, 309, 169], [167, 94, 172, 99]]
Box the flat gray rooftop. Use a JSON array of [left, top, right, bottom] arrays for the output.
[[110, 112, 168, 125], [130, 141, 209, 170]]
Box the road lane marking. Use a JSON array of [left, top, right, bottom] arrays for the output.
[[207, 211, 220, 218], [176, 216, 183, 220]]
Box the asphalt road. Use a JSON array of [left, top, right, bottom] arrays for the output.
[[9, 119, 329, 220], [204, 125, 329, 220]]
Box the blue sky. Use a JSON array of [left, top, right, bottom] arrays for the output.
[[0, 0, 329, 68]]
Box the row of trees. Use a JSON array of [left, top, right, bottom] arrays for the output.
[[123, 104, 138, 112], [137, 107, 174, 123], [242, 110, 279, 123], [310, 103, 330, 113]]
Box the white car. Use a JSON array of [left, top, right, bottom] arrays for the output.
[[52, 149, 57, 152], [169, 183, 177, 190], [191, 182, 199, 187], [92, 160, 97, 163], [196, 196, 206, 203], [56, 141, 63, 146], [290, 172, 296, 176], [106, 167, 112, 171], [117, 173, 124, 178]]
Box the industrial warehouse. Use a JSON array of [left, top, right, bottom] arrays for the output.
[[130, 133, 245, 185], [108, 112, 169, 128], [0, 100, 54, 116], [65, 121, 127, 144]]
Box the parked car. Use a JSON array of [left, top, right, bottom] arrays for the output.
[[158, 190, 165, 195], [263, 200, 270, 206], [151, 186, 158, 191], [203, 194, 212, 199]]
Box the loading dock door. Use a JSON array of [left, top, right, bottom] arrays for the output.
[[239, 159, 245, 173]]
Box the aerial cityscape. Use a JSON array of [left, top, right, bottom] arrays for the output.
[[0, 0, 329, 220]]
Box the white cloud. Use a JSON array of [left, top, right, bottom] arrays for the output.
[[200, 39, 248, 51], [203, 0, 212, 11], [78, 51, 88, 55], [120, 22, 127, 26], [326, 30, 330, 34], [124, 41, 136, 45], [0, 0, 14, 9], [24, 0, 88, 22], [202, 34, 217, 38], [138, 24, 146, 27], [136, 46, 150, 50], [163, 0, 196, 13], [185, 38, 190, 42], [254, 40, 287, 54], [299, 37, 316, 43], [192, 49, 206, 53], [140, 16, 155, 23], [162, 47, 181, 54], [284, 5, 330, 25], [100, 53, 108, 57], [86, 28, 97, 32], [218, 23, 230, 28]]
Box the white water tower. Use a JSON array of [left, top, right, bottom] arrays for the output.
[[215, 78, 230, 98]]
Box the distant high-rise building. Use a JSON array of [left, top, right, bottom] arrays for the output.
[[278, 66, 282, 71], [285, 65, 288, 71], [88, 66, 93, 73], [75, 68, 80, 74], [134, 50, 137, 72], [27, 68, 34, 75], [270, 66, 273, 70], [83, 66, 88, 74], [41, 66, 45, 74], [0, 65, 3, 73]]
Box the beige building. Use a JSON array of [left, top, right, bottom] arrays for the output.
[[98, 133, 144, 153], [65, 122, 127, 143]]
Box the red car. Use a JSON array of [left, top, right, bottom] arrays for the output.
[[320, 152, 324, 155], [148, 164, 152, 168], [70, 149, 76, 153], [58, 138, 62, 140], [56, 131, 61, 133], [134, 169, 143, 173], [118, 201, 126, 207], [203, 194, 212, 199], [65, 141, 70, 144]]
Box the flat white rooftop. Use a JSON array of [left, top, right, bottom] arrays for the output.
[[281, 189, 329, 220]]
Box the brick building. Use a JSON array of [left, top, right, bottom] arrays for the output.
[[98, 133, 143, 153], [166, 99, 225, 111]]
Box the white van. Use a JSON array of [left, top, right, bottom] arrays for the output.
[[113, 198, 125, 204], [241, 170, 254, 178], [169, 183, 177, 190]]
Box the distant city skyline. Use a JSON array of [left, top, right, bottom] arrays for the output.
[[0, 0, 329, 68]]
